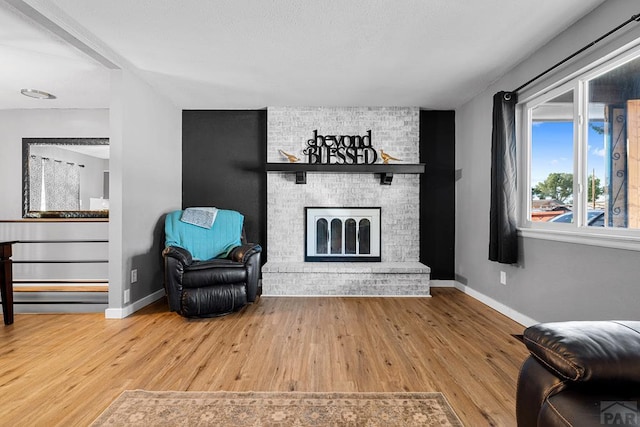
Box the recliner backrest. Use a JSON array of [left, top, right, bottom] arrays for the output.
[[165, 209, 244, 261]]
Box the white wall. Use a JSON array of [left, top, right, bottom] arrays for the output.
[[0, 109, 109, 218], [456, 0, 640, 324], [0, 109, 109, 311], [107, 69, 181, 317]]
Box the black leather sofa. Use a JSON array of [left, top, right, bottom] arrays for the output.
[[516, 320, 640, 427]]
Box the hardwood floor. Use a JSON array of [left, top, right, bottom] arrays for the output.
[[0, 288, 529, 426]]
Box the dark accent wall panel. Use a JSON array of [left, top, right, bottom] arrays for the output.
[[182, 110, 267, 261], [420, 110, 455, 279]]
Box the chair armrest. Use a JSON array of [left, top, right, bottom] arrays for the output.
[[229, 243, 262, 303], [162, 246, 193, 266], [228, 243, 262, 264], [162, 246, 193, 313], [523, 320, 640, 383]]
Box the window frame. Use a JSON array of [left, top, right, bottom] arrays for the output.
[[517, 43, 640, 251]]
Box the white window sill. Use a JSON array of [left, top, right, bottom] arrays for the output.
[[518, 227, 640, 252]]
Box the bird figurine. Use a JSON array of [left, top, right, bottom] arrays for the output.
[[279, 149, 300, 163], [379, 149, 401, 164]]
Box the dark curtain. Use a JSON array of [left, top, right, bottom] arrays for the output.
[[489, 91, 518, 264]]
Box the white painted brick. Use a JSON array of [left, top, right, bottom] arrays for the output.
[[266, 107, 426, 296]]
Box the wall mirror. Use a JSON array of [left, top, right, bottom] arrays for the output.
[[22, 138, 109, 218]]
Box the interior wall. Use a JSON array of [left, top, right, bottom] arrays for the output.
[[455, 0, 640, 324], [420, 110, 455, 279], [108, 69, 181, 315], [0, 109, 109, 312], [180, 109, 457, 271], [181, 110, 267, 258], [0, 109, 109, 219]]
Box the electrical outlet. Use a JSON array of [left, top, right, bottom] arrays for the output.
[[131, 269, 138, 284], [500, 271, 507, 285], [124, 289, 130, 304]]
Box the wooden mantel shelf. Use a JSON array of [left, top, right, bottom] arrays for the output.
[[265, 162, 425, 185]]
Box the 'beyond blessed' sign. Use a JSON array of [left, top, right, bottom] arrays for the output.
[[303, 130, 378, 165]]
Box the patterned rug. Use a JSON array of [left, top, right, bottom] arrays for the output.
[[91, 390, 464, 426]]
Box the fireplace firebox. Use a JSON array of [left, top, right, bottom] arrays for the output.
[[305, 207, 381, 262]]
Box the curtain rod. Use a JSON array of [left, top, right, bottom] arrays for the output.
[[510, 12, 640, 95]]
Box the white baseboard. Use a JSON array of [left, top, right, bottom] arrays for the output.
[[101, 283, 536, 328], [105, 289, 165, 319], [5, 303, 106, 314], [453, 282, 538, 327]]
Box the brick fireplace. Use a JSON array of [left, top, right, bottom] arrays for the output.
[[263, 107, 430, 296]]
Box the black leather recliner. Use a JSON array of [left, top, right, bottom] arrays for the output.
[[162, 209, 262, 317], [516, 320, 640, 427]]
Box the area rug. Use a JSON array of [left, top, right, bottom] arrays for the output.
[[91, 390, 464, 426]]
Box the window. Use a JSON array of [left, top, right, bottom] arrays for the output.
[[529, 89, 575, 220], [521, 45, 640, 246], [28, 155, 81, 211]]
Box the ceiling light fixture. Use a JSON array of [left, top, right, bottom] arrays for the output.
[[20, 89, 56, 100]]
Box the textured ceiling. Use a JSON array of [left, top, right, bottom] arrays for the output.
[[2, 0, 608, 110], [0, 2, 110, 109]]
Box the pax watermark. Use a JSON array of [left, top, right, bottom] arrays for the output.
[[601, 401, 638, 426]]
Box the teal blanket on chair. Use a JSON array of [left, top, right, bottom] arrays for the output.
[[165, 209, 244, 261]]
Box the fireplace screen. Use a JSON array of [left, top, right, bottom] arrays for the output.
[[305, 207, 381, 262]]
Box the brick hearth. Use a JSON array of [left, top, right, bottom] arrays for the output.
[[262, 262, 430, 296]]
